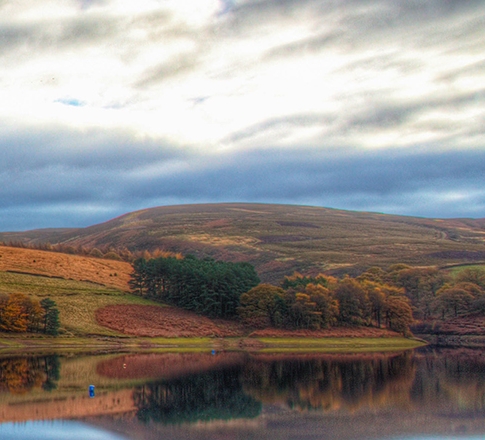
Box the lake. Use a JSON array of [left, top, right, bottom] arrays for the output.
[[0, 347, 484, 439]]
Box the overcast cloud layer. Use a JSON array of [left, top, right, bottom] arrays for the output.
[[1, 0, 484, 230]]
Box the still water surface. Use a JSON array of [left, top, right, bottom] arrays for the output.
[[0, 347, 484, 439]]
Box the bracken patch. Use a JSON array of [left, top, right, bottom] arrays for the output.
[[96, 304, 402, 339], [95, 305, 247, 337]]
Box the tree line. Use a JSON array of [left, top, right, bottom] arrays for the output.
[[129, 255, 260, 318], [134, 366, 261, 425], [130, 255, 485, 335], [239, 274, 414, 335], [0, 293, 60, 335], [0, 241, 181, 263], [239, 265, 485, 335]]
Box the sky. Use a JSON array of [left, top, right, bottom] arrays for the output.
[[1, 0, 484, 231]]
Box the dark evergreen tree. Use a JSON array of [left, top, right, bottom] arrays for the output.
[[40, 298, 60, 336], [130, 255, 260, 319]]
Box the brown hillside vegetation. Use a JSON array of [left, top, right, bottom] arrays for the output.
[[0, 246, 132, 290], [1, 203, 484, 282], [415, 315, 485, 336], [96, 304, 402, 338], [96, 305, 247, 337]]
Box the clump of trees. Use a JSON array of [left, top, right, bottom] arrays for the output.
[[238, 266, 485, 335], [376, 265, 485, 320], [130, 255, 260, 318], [130, 252, 485, 336], [1, 240, 183, 263], [239, 274, 414, 335], [0, 293, 60, 335]]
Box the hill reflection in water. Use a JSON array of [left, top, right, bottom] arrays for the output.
[[0, 348, 485, 439]]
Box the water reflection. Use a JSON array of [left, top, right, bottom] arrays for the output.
[[0, 348, 485, 439], [0, 355, 60, 394], [0, 420, 128, 439], [241, 353, 414, 411], [134, 366, 262, 424]]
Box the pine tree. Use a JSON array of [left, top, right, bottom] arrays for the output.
[[40, 298, 60, 336]]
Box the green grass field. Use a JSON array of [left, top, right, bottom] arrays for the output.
[[0, 271, 428, 353], [0, 271, 160, 337], [445, 264, 485, 276], [255, 337, 426, 352]]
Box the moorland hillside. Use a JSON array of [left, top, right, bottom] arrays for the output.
[[1, 203, 485, 283], [0, 246, 132, 291]]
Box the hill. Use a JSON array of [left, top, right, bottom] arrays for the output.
[[1, 203, 485, 283], [0, 246, 132, 291]]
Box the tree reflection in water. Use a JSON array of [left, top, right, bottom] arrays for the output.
[[0, 355, 60, 394], [133, 365, 262, 424], [132, 352, 416, 424], [241, 353, 415, 411], [1, 348, 485, 436]]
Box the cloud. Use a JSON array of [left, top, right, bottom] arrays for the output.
[[1, 130, 484, 230], [0, 0, 484, 230]]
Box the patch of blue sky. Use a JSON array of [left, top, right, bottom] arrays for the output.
[[55, 98, 85, 107]]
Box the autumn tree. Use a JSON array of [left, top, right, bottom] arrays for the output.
[[285, 292, 321, 329], [392, 267, 446, 319], [304, 283, 339, 329], [282, 273, 333, 290], [334, 278, 368, 325], [25, 298, 44, 333], [383, 295, 414, 336], [0, 293, 30, 332], [238, 284, 286, 328], [359, 280, 387, 328], [433, 287, 473, 319], [455, 268, 485, 290]]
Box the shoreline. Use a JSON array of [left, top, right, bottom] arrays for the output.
[[0, 334, 426, 354]]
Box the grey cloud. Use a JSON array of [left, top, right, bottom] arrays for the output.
[[438, 59, 485, 83], [1, 142, 484, 231], [0, 7, 176, 62], [76, 0, 108, 10], [223, 84, 485, 146], [244, 0, 485, 59], [338, 89, 485, 132], [224, 113, 335, 144], [264, 31, 342, 60], [135, 53, 201, 88], [0, 126, 185, 172], [122, 145, 485, 217], [0, 0, 484, 230], [0, 17, 120, 61]]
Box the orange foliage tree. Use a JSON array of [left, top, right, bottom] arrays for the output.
[[0, 293, 57, 334]]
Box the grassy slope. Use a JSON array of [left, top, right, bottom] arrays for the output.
[[0, 271, 157, 336], [0, 247, 152, 337], [0, 270, 423, 349], [1, 203, 484, 282], [0, 249, 424, 349]]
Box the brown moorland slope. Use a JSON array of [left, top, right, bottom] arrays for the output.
[[96, 304, 402, 339], [0, 246, 132, 290], [1, 203, 485, 282]]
